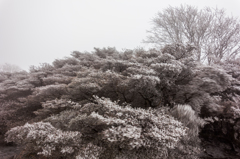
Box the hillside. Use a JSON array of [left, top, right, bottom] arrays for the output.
[[1, 44, 240, 158]]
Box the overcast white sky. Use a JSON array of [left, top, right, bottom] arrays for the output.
[[0, 0, 240, 71]]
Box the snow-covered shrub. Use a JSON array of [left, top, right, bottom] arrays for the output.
[[42, 74, 72, 85], [32, 84, 67, 100], [63, 96, 188, 158], [5, 122, 82, 158], [94, 47, 119, 59], [33, 99, 81, 120], [54, 64, 82, 76], [76, 142, 104, 159], [53, 57, 79, 68], [0, 72, 33, 101], [0, 101, 24, 138], [6, 96, 188, 158], [161, 43, 196, 60]]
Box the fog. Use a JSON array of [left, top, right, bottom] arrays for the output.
[[0, 0, 239, 71]]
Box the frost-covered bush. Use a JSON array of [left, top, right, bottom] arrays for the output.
[[53, 57, 79, 68], [42, 74, 72, 85], [0, 72, 33, 101], [54, 64, 82, 76], [94, 47, 119, 59], [161, 43, 196, 60], [32, 84, 67, 101], [5, 122, 82, 158], [33, 99, 81, 121], [6, 97, 188, 158], [0, 101, 24, 139], [172, 64, 232, 113]]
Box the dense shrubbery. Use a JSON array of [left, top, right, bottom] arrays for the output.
[[6, 97, 188, 158], [1, 44, 240, 158]]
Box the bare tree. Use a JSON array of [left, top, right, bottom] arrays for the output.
[[145, 5, 240, 64], [0, 63, 22, 73]]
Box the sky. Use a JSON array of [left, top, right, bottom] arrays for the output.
[[0, 0, 240, 71]]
